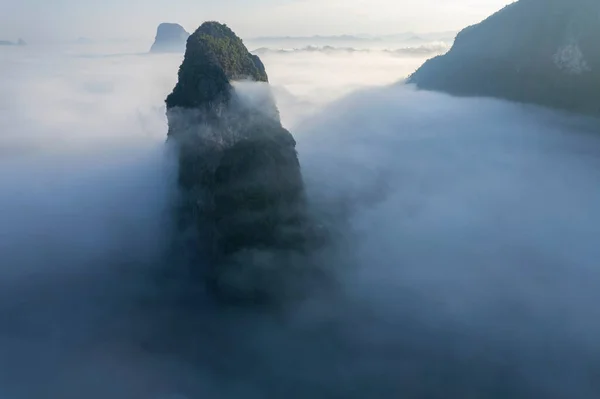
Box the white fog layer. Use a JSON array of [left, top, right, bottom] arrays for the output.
[[1, 40, 600, 398]]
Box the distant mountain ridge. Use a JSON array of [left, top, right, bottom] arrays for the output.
[[251, 31, 456, 43], [252, 34, 374, 42], [252, 44, 449, 57], [0, 38, 26, 46]]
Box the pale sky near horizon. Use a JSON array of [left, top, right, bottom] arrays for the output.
[[0, 0, 514, 42]]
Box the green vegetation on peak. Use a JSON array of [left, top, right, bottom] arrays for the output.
[[166, 21, 268, 110]]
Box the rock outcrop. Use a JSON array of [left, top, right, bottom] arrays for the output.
[[166, 22, 316, 303], [409, 0, 600, 116], [150, 23, 190, 53]]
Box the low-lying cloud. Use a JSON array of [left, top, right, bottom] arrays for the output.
[[1, 40, 600, 399], [0, 44, 182, 398], [295, 86, 600, 398], [259, 49, 431, 127]]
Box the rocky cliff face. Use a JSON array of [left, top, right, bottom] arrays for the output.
[[409, 0, 600, 116], [166, 22, 315, 303], [150, 23, 190, 53]]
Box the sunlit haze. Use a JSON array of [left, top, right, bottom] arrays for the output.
[[1, 0, 514, 41]]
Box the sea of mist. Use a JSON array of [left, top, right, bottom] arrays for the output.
[[0, 37, 600, 399]]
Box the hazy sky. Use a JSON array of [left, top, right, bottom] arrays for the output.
[[0, 0, 514, 41]]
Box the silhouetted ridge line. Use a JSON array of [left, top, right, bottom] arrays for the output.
[[409, 0, 600, 116]]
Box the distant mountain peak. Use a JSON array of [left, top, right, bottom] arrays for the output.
[[149, 22, 189, 53]]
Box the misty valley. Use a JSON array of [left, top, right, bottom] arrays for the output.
[[1, 1, 600, 398]]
